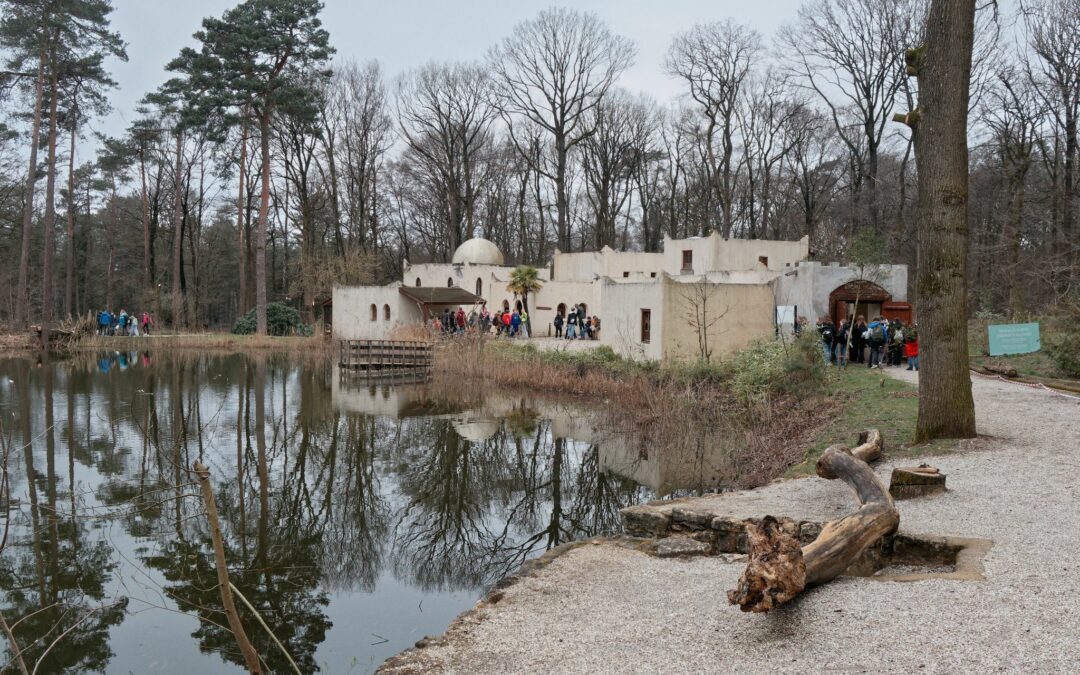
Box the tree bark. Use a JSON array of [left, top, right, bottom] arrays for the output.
[[912, 0, 977, 441], [15, 49, 45, 327], [64, 121, 77, 318], [171, 130, 185, 331], [139, 145, 152, 295], [236, 121, 248, 318], [256, 113, 270, 336], [727, 445, 898, 613], [40, 55, 59, 349]]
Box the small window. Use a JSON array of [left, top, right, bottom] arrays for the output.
[[447, 277, 454, 288], [622, 271, 630, 278], [640, 309, 651, 344], [681, 250, 693, 271], [369, 304, 377, 321], [758, 256, 769, 267], [383, 304, 391, 320], [475, 278, 482, 296], [650, 272, 657, 278], [415, 277, 421, 287]]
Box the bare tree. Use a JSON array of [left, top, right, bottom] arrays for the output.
[[1025, 0, 1080, 280], [679, 281, 729, 362], [780, 0, 921, 235], [981, 64, 1044, 316], [489, 7, 635, 252], [319, 60, 393, 255], [580, 90, 658, 249], [396, 61, 497, 253], [666, 19, 762, 239]]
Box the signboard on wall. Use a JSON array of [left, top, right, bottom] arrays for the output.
[[988, 322, 1041, 356]]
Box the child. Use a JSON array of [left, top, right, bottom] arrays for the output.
[[904, 335, 919, 371]]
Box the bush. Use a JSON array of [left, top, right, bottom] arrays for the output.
[[724, 332, 826, 405], [231, 302, 304, 336]]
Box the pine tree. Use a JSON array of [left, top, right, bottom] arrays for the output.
[[172, 0, 333, 336]]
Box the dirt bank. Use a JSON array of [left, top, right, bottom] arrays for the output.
[[381, 370, 1080, 674]]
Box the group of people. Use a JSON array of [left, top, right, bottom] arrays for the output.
[[431, 305, 532, 338], [429, 302, 600, 340], [97, 309, 153, 337], [818, 315, 919, 371], [553, 305, 599, 340]]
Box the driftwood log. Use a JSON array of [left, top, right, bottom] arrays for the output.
[[727, 444, 898, 612]]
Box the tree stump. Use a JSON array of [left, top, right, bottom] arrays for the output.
[[727, 445, 899, 612], [889, 465, 946, 500]]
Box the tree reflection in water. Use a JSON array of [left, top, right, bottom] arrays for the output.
[[0, 354, 658, 672]]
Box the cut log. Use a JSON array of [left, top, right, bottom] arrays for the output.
[[850, 428, 883, 463], [727, 446, 899, 612], [890, 465, 946, 500]]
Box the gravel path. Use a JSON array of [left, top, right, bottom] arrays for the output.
[[382, 371, 1080, 674]]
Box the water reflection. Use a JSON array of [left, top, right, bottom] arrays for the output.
[[0, 353, 737, 673]]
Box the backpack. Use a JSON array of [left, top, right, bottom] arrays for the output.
[[870, 323, 885, 342]]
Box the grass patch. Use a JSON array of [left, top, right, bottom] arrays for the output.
[[786, 366, 958, 477]]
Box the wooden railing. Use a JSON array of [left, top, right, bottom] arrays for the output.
[[338, 339, 433, 370]]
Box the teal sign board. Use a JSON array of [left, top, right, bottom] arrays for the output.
[[988, 323, 1041, 356]]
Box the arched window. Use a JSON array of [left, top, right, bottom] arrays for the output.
[[383, 304, 391, 320], [415, 277, 421, 287], [447, 277, 454, 288], [475, 278, 483, 296], [369, 304, 377, 321]]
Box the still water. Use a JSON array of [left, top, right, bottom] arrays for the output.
[[0, 353, 741, 673]]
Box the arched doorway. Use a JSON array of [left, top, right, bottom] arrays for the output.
[[828, 280, 891, 326], [415, 277, 421, 287], [447, 277, 454, 288], [556, 302, 566, 317]]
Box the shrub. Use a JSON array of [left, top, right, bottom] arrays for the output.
[[232, 302, 304, 336], [724, 332, 826, 405]]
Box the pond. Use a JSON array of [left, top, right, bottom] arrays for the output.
[[0, 353, 745, 673]]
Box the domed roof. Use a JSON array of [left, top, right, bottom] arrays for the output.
[[452, 416, 500, 443], [452, 237, 504, 266]]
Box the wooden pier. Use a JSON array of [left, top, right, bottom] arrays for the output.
[[338, 339, 433, 370]]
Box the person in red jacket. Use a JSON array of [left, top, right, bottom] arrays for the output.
[[904, 335, 919, 371]]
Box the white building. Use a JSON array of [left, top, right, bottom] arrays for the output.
[[331, 234, 910, 363]]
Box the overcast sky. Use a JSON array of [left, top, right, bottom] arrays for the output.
[[96, 0, 799, 140]]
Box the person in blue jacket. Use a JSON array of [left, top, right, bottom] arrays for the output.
[[866, 316, 889, 369]]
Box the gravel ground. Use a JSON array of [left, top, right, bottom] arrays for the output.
[[382, 371, 1080, 674]]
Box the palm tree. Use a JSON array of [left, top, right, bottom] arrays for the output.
[[507, 266, 543, 336]]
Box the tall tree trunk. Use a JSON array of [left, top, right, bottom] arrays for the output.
[[139, 147, 152, 294], [555, 137, 570, 251], [40, 58, 59, 349], [236, 122, 248, 318], [913, 0, 977, 441], [1064, 111, 1077, 280], [256, 112, 271, 336], [16, 51, 46, 326], [64, 122, 77, 318], [171, 130, 185, 330], [1006, 166, 1027, 317]]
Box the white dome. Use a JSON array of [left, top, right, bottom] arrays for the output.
[[452, 238, 504, 265], [452, 417, 500, 443]]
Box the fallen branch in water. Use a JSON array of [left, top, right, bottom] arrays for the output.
[[193, 460, 262, 674], [727, 442, 898, 612]]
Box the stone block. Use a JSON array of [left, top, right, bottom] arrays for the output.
[[621, 507, 671, 537], [710, 516, 748, 553], [655, 535, 712, 558]]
